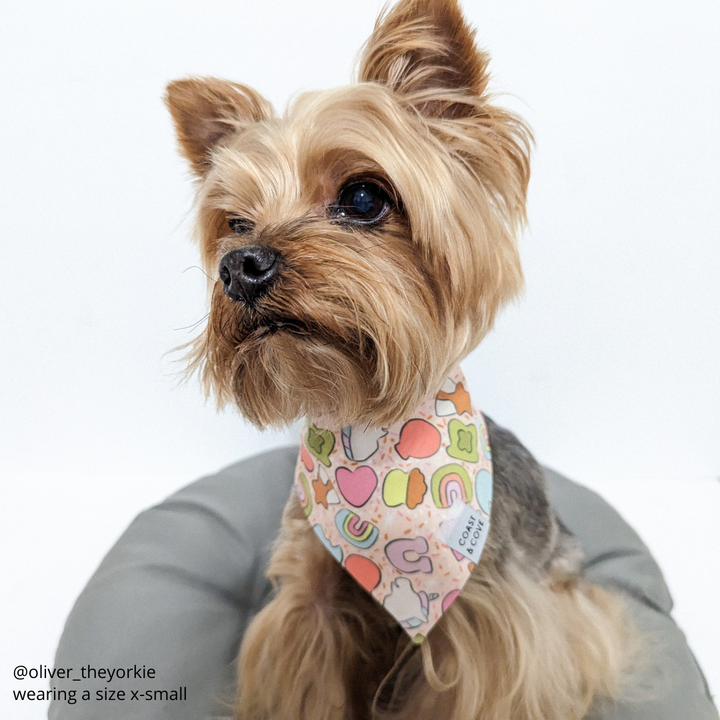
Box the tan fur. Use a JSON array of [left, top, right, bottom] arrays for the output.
[[164, 0, 637, 717], [166, 4, 529, 428], [237, 495, 632, 720]]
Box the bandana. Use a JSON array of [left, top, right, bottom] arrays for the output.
[[293, 366, 493, 643]]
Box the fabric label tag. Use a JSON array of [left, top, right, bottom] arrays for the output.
[[438, 501, 490, 561]]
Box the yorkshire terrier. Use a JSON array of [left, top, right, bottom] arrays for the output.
[[165, 0, 635, 717]]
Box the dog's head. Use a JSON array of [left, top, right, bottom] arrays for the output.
[[166, 0, 530, 428]]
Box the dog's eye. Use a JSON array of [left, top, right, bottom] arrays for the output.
[[331, 182, 390, 224], [228, 217, 254, 235]]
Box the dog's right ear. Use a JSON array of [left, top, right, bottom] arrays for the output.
[[358, 0, 489, 120], [164, 78, 274, 177]]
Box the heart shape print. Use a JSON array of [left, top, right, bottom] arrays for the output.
[[335, 466, 378, 507]]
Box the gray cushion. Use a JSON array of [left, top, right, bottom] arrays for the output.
[[50, 447, 718, 719]]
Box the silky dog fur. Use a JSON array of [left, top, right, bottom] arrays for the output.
[[165, 0, 635, 717]]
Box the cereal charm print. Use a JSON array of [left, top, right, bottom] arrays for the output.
[[294, 367, 493, 642]]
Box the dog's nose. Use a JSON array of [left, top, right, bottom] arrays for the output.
[[218, 245, 282, 304]]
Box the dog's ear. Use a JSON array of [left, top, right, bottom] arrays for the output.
[[358, 0, 489, 119], [164, 78, 274, 176]]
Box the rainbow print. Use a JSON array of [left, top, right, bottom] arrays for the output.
[[335, 509, 379, 549], [430, 463, 473, 508]]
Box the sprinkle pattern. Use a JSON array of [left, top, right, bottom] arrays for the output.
[[293, 367, 493, 641]]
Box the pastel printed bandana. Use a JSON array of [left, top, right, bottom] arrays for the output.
[[293, 367, 493, 642]]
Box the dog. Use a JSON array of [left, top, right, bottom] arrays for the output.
[[164, 0, 635, 717]]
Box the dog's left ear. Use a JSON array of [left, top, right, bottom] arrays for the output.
[[358, 0, 490, 119], [164, 77, 274, 177]]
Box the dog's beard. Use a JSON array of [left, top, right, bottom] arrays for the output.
[[187, 222, 457, 429], [206, 285, 377, 427]]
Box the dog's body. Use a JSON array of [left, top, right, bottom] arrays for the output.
[[165, 0, 634, 717], [234, 416, 628, 720]]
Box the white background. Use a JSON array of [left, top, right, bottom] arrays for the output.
[[1, 1, 718, 717]]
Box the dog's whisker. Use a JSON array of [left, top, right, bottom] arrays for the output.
[[354, 239, 398, 254], [173, 313, 210, 332], [182, 265, 214, 282]]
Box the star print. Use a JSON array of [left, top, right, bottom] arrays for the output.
[[312, 475, 334, 509]]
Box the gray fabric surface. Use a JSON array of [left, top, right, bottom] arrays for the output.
[[50, 447, 718, 719]]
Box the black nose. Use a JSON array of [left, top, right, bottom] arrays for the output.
[[218, 245, 282, 304]]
